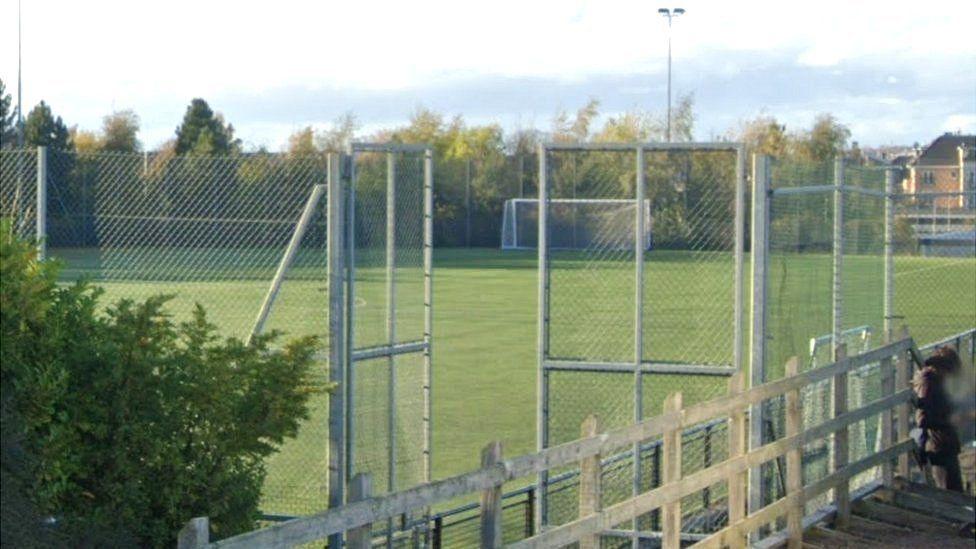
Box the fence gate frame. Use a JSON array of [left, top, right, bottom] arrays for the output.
[[327, 143, 434, 548], [535, 142, 747, 535]]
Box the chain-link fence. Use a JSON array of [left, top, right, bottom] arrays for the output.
[[536, 143, 746, 541], [754, 155, 975, 528], [340, 145, 433, 547], [0, 148, 38, 240]]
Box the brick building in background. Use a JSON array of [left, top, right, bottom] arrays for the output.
[[903, 132, 976, 209]]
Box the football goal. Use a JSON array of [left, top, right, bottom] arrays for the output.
[[500, 198, 652, 250]]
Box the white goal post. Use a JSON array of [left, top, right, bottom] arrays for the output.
[[501, 198, 652, 250]]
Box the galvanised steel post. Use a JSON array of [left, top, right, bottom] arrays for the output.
[[632, 146, 646, 549], [36, 146, 47, 259], [327, 153, 347, 549], [734, 146, 747, 374], [385, 151, 397, 549], [423, 148, 434, 489], [748, 154, 770, 524], [345, 149, 358, 485], [536, 144, 550, 530], [833, 157, 845, 355], [883, 169, 896, 343]]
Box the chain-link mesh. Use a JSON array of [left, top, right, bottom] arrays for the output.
[[540, 146, 741, 538], [892, 190, 975, 345], [348, 148, 429, 517], [0, 149, 38, 240]]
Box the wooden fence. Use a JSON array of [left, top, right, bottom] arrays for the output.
[[178, 329, 974, 548]]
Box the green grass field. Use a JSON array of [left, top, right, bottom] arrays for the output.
[[50, 247, 976, 517]]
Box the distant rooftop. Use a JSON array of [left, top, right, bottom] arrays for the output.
[[913, 132, 976, 166]]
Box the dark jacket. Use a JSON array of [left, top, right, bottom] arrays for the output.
[[912, 366, 961, 456]]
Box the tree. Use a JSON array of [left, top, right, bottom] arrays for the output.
[[316, 112, 358, 152], [0, 79, 16, 148], [286, 126, 317, 158], [70, 127, 100, 153], [552, 98, 600, 143], [101, 110, 141, 153], [794, 113, 850, 162], [735, 113, 789, 157], [23, 101, 72, 150], [174, 98, 239, 155]]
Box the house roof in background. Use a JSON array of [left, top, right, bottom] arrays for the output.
[[914, 133, 976, 166]]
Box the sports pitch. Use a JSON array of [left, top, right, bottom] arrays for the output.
[[51, 247, 975, 516]]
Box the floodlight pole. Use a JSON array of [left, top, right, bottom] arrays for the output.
[[658, 7, 684, 142], [17, 0, 24, 145]]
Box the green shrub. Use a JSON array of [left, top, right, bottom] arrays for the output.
[[1, 222, 323, 547]]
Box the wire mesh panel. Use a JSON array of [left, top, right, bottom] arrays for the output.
[[343, 144, 432, 548], [0, 148, 38, 240], [538, 143, 745, 537], [642, 150, 740, 370], [891, 190, 975, 346]]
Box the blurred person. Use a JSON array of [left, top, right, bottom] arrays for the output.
[[912, 346, 963, 492]]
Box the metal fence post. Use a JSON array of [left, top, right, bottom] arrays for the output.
[[327, 153, 348, 549], [432, 516, 443, 549], [36, 145, 47, 259], [749, 154, 771, 519], [883, 169, 896, 342], [579, 415, 603, 549], [480, 441, 503, 549], [345, 150, 358, 486], [833, 157, 845, 351], [385, 151, 398, 548], [733, 146, 747, 375], [632, 146, 646, 548], [524, 488, 535, 538], [536, 144, 550, 530], [423, 148, 434, 491]]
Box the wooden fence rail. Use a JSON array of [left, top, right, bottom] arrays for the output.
[[178, 329, 975, 548]]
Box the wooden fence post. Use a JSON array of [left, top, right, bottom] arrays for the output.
[[480, 441, 503, 548], [832, 344, 850, 529], [662, 392, 683, 549], [347, 474, 373, 549], [177, 517, 209, 549], [880, 344, 895, 487], [895, 326, 911, 478], [726, 372, 748, 549], [579, 415, 602, 549], [784, 357, 803, 549]]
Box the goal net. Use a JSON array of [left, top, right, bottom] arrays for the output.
[[500, 198, 652, 250]]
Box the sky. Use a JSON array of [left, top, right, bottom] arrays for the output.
[[1, 0, 974, 150]]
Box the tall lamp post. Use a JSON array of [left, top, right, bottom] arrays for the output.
[[658, 7, 684, 142]]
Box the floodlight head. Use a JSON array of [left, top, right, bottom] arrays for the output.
[[674, 8, 686, 15], [658, 8, 670, 15]]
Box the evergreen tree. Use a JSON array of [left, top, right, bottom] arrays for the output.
[[23, 101, 72, 150], [174, 98, 239, 155], [0, 79, 16, 148]]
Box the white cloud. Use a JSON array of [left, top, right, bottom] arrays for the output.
[[0, 0, 974, 147], [943, 114, 976, 133]]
